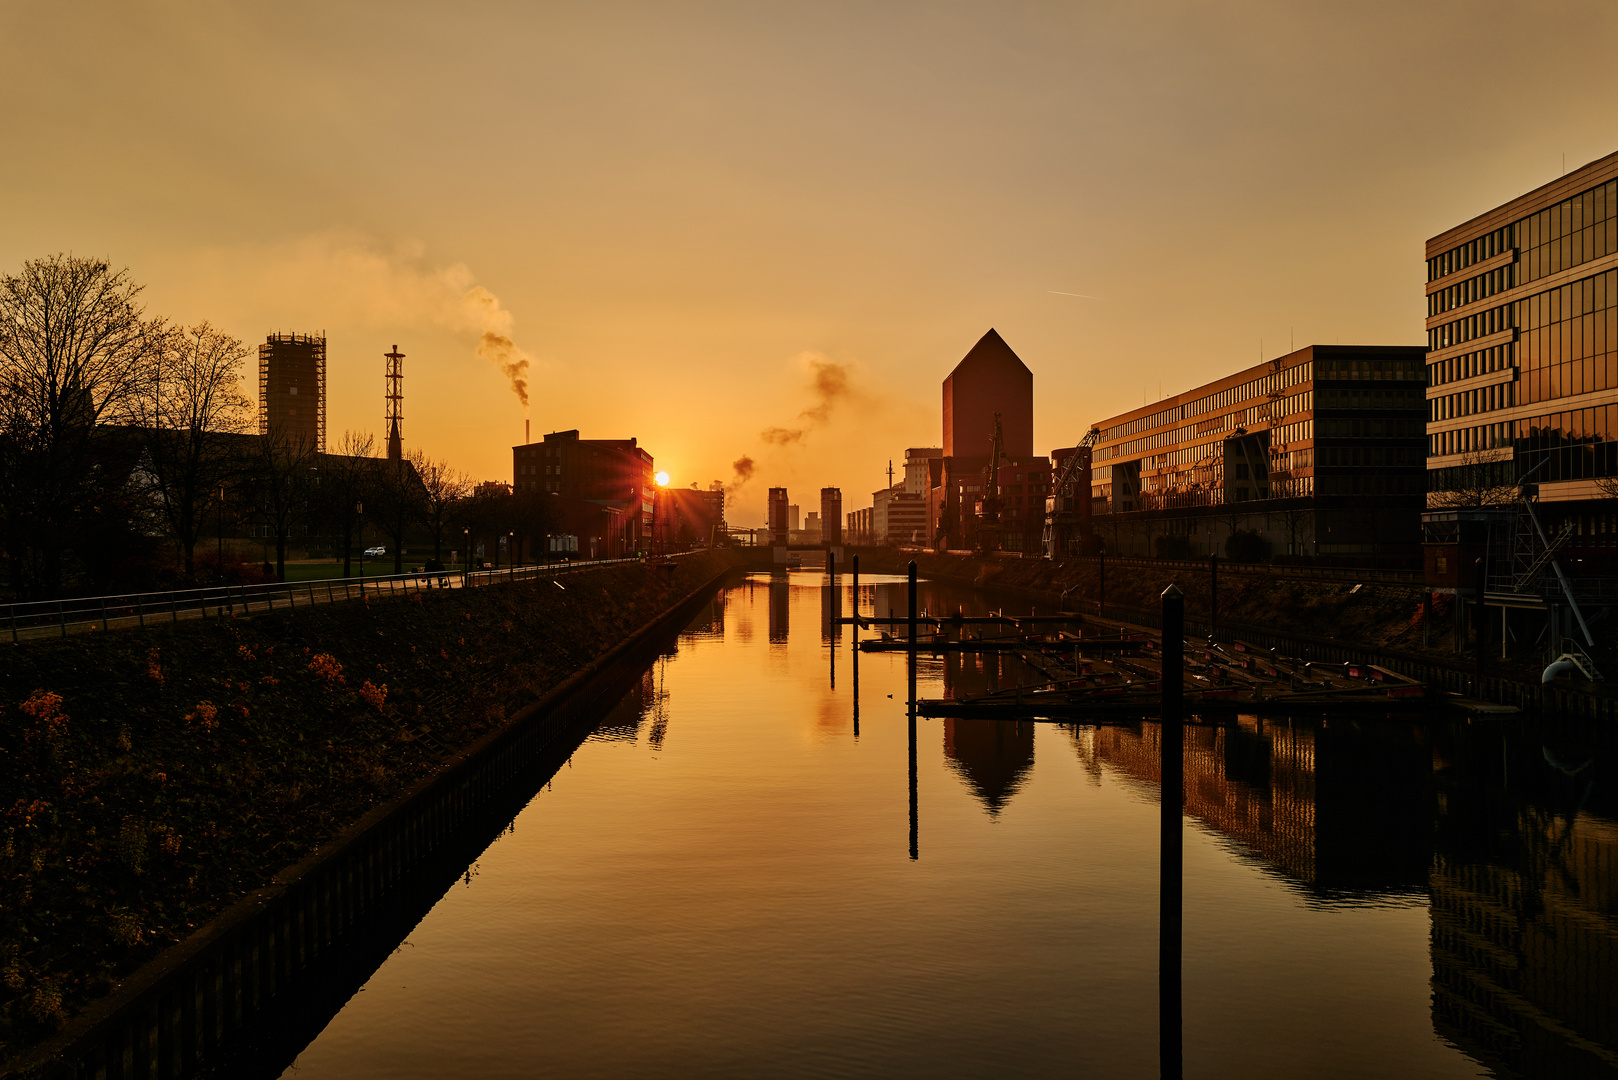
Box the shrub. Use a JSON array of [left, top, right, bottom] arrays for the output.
[[18, 691, 67, 742], [358, 681, 388, 712], [1224, 529, 1271, 563], [307, 653, 345, 687]]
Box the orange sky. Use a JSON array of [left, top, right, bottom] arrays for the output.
[[7, 1, 1618, 526]]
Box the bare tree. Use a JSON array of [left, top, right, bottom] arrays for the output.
[[248, 427, 319, 580], [317, 431, 377, 577], [130, 322, 253, 579], [408, 448, 471, 565], [0, 255, 152, 596], [1430, 448, 1516, 509], [373, 455, 423, 573]]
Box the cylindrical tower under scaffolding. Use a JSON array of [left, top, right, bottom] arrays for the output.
[[258, 332, 326, 452]]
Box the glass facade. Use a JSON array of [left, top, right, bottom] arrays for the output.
[[1426, 157, 1618, 503]]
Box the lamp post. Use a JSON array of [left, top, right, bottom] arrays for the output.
[[217, 481, 225, 585], [508, 530, 515, 570], [462, 527, 471, 585], [356, 501, 364, 581]]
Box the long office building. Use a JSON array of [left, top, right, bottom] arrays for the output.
[[1089, 346, 1427, 560], [1426, 150, 1618, 560]]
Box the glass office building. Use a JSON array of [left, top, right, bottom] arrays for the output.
[[1426, 151, 1618, 561], [1089, 345, 1427, 560]]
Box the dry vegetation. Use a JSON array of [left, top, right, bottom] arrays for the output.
[[0, 552, 735, 1057]]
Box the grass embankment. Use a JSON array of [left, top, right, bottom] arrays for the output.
[[0, 551, 737, 1058]]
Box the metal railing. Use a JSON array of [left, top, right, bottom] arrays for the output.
[[1055, 554, 1424, 586], [1, 553, 696, 643]]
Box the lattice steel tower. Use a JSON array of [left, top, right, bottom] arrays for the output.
[[385, 344, 404, 462], [258, 332, 326, 452]]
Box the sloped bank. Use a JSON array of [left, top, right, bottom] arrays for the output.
[[1, 551, 739, 1077]]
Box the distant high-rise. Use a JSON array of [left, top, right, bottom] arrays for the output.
[[259, 332, 326, 452], [820, 487, 842, 545], [768, 488, 789, 545], [942, 329, 1033, 459]]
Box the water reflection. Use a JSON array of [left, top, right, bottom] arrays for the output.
[[270, 571, 1617, 1080], [1079, 719, 1430, 900], [1430, 722, 1618, 1078], [768, 572, 790, 643]]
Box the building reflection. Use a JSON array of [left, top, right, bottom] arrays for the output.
[[1429, 724, 1618, 1078], [940, 651, 1035, 815], [1079, 718, 1431, 897], [821, 576, 843, 645], [768, 574, 790, 644]]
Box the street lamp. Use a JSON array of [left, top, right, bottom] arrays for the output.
[[463, 526, 471, 582], [356, 501, 364, 581], [217, 481, 225, 585]]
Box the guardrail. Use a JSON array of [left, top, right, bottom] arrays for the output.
[[1057, 554, 1425, 586], [1, 554, 697, 643]]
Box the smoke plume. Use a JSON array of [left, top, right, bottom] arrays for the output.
[[476, 331, 530, 409], [727, 455, 755, 494], [757, 355, 855, 446], [189, 231, 539, 411], [458, 284, 533, 410]]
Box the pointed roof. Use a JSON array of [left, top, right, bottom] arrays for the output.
[[950, 328, 1030, 379]]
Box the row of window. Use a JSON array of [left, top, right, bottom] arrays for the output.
[[1429, 264, 1512, 317], [1518, 180, 1618, 288], [1314, 417, 1425, 439], [1317, 387, 1423, 408], [1181, 362, 1312, 418], [1430, 302, 1512, 351], [1315, 446, 1425, 468], [1098, 359, 1423, 446], [1429, 180, 1618, 290], [1429, 344, 1511, 387], [1433, 381, 1513, 421], [1314, 357, 1426, 381], [1518, 268, 1618, 370], [1428, 405, 1618, 460], [1316, 474, 1427, 495], [1102, 400, 1313, 461], [1519, 355, 1618, 405], [1429, 225, 1512, 282]]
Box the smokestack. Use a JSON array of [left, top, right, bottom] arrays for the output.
[[526, 419, 530, 445]]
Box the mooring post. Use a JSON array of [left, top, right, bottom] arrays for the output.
[[1475, 557, 1486, 697], [1160, 583, 1184, 1079], [907, 558, 919, 861], [828, 549, 835, 579], [908, 560, 918, 640], [851, 553, 860, 623], [1209, 553, 1218, 640]]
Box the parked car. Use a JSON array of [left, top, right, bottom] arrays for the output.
[[364, 545, 387, 557]]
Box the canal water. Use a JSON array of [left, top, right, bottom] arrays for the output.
[[274, 571, 1616, 1079]]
